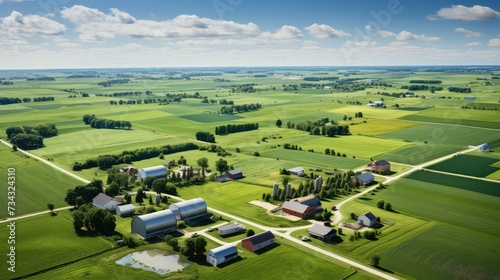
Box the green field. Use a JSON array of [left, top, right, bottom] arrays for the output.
[[0, 211, 113, 279], [427, 153, 500, 178]]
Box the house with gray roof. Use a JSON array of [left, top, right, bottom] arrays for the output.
[[308, 224, 337, 242]]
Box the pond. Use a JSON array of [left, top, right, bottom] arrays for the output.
[[115, 249, 190, 275]]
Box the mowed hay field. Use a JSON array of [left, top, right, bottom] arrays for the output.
[[0, 211, 113, 279]]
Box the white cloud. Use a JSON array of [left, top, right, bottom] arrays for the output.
[[378, 30, 396, 38], [488, 38, 500, 47], [454, 27, 482, 38], [0, 11, 66, 37], [305, 23, 351, 39], [259, 25, 303, 40], [53, 37, 80, 48], [465, 42, 481, 47], [389, 41, 409, 46], [61, 5, 260, 42], [365, 25, 374, 32], [344, 40, 377, 47], [396, 30, 440, 41], [433, 5, 500, 21]]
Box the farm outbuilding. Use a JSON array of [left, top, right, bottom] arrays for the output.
[[116, 204, 135, 216], [138, 165, 168, 180], [351, 173, 375, 186], [478, 143, 489, 152], [282, 194, 323, 219], [241, 231, 275, 252], [369, 160, 390, 173], [168, 198, 207, 221], [92, 193, 121, 211], [288, 167, 306, 176], [218, 222, 246, 236], [206, 244, 238, 266], [358, 212, 377, 227], [131, 209, 177, 239], [308, 224, 337, 242], [226, 170, 243, 179]]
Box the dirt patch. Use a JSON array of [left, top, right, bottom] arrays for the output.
[[248, 200, 278, 211]]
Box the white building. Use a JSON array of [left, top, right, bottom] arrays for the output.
[[206, 244, 238, 266], [218, 222, 246, 236], [358, 212, 377, 227], [92, 193, 121, 211], [116, 204, 135, 216], [138, 165, 168, 180], [131, 209, 177, 239]]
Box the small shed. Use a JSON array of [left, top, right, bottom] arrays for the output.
[[358, 212, 377, 227], [241, 231, 275, 252], [478, 143, 489, 152], [206, 244, 238, 266], [351, 172, 375, 186], [138, 165, 167, 180], [116, 204, 135, 217], [464, 96, 476, 100], [92, 193, 121, 211], [308, 224, 337, 242], [226, 170, 243, 179], [288, 167, 306, 177], [218, 222, 246, 236], [369, 160, 390, 173]]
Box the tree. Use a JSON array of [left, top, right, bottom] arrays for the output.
[[181, 238, 196, 259], [276, 119, 282, 127], [148, 196, 153, 205], [124, 193, 132, 204], [135, 189, 144, 204], [197, 157, 209, 177], [314, 213, 323, 221], [376, 200, 385, 209], [151, 178, 168, 194], [105, 181, 120, 197], [194, 236, 207, 260], [47, 203, 54, 214], [246, 229, 255, 237], [215, 158, 229, 174], [371, 255, 381, 267], [384, 202, 392, 211], [281, 176, 290, 188]]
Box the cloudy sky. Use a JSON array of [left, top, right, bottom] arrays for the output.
[[0, 0, 499, 69]]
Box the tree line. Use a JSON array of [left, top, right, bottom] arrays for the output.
[[195, 131, 216, 143], [409, 80, 442, 84], [97, 79, 130, 87], [284, 118, 350, 136], [220, 103, 261, 114], [27, 77, 55, 81], [6, 124, 58, 150], [0, 96, 54, 105], [303, 76, 339, 81], [215, 123, 258, 135], [72, 143, 199, 171], [82, 114, 132, 129], [401, 85, 443, 91], [448, 87, 472, 93]]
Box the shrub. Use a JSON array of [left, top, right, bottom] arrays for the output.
[[177, 221, 187, 229], [246, 229, 255, 237], [145, 206, 156, 214]]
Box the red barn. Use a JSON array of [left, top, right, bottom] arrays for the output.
[[241, 231, 275, 252], [226, 170, 243, 179], [368, 160, 390, 173]]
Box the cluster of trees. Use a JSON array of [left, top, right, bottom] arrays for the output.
[[199, 144, 232, 157], [376, 200, 393, 211], [65, 180, 103, 208], [109, 91, 152, 97], [448, 87, 472, 93], [409, 80, 442, 84], [10, 134, 43, 149], [215, 123, 258, 135], [33, 97, 55, 102], [97, 79, 130, 87], [71, 204, 116, 236], [82, 114, 132, 129], [105, 170, 132, 197], [27, 77, 55, 81], [354, 112, 363, 118], [230, 83, 257, 93], [195, 131, 216, 143], [213, 78, 230, 82], [220, 103, 262, 114], [72, 143, 199, 171], [67, 74, 100, 79], [349, 230, 380, 241], [2, 81, 14, 85], [285, 118, 349, 137], [314, 208, 334, 221], [401, 85, 443, 91], [6, 124, 58, 139], [0, 97, 55, 105], [303, 77, 339, 81], [180, 236, 207, 261]]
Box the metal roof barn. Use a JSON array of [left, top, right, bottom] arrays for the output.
[[168, 198, 207, 220], [138, 165, 167, 180], [116, 204, 135, 216], [131, 209, 177, 239]]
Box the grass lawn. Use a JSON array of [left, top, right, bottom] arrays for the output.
[[0, 147, 84, 218], [426, 153, 500, 177], [0, 211, 113, 279]]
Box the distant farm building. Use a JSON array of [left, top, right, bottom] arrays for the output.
[[241, 231, 275, 252], [478, 143, 489, 152], [92, 193, 121, 211], [351, 172, 375, 186], [120, 166, 136, 174], [367, 101, 384, 107], [116, 204, 135, 217], [206, 244, 238, 266], [358, 212, 377, 227], [288, 167, 306, 177], [131, 209, 177, 239], [218, 222, 246, 236], [368, 160, 390, 173], [168, 198, 208, 221], [281, 194, 322, 219], [138, 165, 168, 180], [464, 96, 476, 100], [308, 224, 337, 242], [226, 170, 243, 180]]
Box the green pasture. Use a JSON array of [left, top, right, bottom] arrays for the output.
[[0, 211, 113, 279], [427, 153, 500, 178], [363, 173, 500, 236], [349, 118, 420, 136], [176, 181, 310, 228], [0, 147, 84, 218], [262, 148, 366, 170], [381, 225, 500, 280], [400, 107, 500, 129]]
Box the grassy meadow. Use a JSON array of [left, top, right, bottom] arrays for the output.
[[1, 67, 499, 279]]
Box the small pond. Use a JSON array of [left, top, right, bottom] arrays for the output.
[[115, 249, 190, 275]]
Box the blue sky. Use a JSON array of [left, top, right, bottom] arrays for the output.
[[0, 0, 498, 69]]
